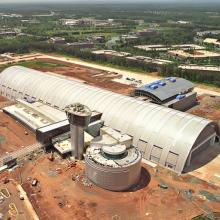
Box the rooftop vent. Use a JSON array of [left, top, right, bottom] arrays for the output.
[[166, 77, 176, 83], [158, 81, 166, 86], [176, 94, 186, 100], [149, 84, 158, 90]]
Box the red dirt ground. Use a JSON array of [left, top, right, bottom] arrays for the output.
[[0, 59, 219, 220], [0, 112, 36, 156], [0, 180, 33, 220], [6, 155, 219, 220], [33, 58, 135, 96], [28, 59, 220, 125], [0, 95, 15, 109], [0, 96, 7, 102], [188, 94, 220, 125]]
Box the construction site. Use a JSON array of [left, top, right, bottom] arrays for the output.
[[0, 55, 220, 220], [27, 57, 135, 95], [0, 112, 35, 155]]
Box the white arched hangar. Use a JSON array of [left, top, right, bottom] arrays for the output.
[[0, 66, 218, 173]]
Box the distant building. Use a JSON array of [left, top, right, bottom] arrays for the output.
[[92, 50, 130, 58], [0, 13, 22, 18], [135, 44, 169, 52], [168, 50, 220, 59], [92, 35, 105, 43], [61, 18, 94, 26], [149, 23, 160, 28], [61, 19, 81, 26], [135, 44, 205, 52], [134, 19, 145, 25], [179, 64, 220, 73], [66, 42, 94, 49], [121, 35, 139, 41], [94, 20, 112, 27], [126, 56, 173, 67], [176, 20, 190, 24], [61, 18, 116, 27], [0, 32, 17, 37], [135, 77, 197, 111], [136, 28, 157, 37], [197, 30, 220, 37], [81, 18, 94, 26], [49, 37, 66, 44], [21, 19, 40, 24], [107, 19, 114, 23], [174, 44, 205, 50]]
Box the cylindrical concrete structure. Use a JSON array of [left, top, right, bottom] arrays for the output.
[[1, 66, 217, 174], [85, 145, 142, 191], [65, 103, 91, 159]]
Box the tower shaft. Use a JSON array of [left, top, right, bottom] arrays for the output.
[[70, 124, 84, 159]]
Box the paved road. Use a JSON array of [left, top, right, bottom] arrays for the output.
[[0, 53, 43, 66], [2, 52, 218, 96], [39, 53, 220, 97]]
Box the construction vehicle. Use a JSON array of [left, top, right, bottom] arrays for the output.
[[3, 178, 9, 184], [64, 161, 76, 171], [31, 179, 38, 187], [48, 152, 54, 162]]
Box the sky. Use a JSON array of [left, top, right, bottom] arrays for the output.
[[1, 0, 219, 3]]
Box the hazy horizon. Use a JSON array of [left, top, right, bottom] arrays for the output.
[[1, 0, 220, 3]]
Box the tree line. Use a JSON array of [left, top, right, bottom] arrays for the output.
[[0, 39, 220, 87]]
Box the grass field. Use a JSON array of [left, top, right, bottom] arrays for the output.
[[18, 60, 66, 68], [0, 60, 66, 73]]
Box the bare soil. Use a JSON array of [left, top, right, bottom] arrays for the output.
[[188, 94, 220, 124], [0, 95, 15, 109], [0, 180, 33, 220], [0, 112, 36, 156], [7, 155, 220, 220], [32, 58, 135, 96]]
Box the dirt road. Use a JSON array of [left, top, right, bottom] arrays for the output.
[[20, 155, 220, 220], [1, 52, 219, 96], [39, 53, 220, 97]]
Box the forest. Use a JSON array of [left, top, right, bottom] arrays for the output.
[[0, 3, 220, 86]]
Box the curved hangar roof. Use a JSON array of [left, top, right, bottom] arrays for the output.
[[0, 66, 217, 173]]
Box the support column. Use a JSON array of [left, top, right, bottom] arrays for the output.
[[65, 103, 91, 160]]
